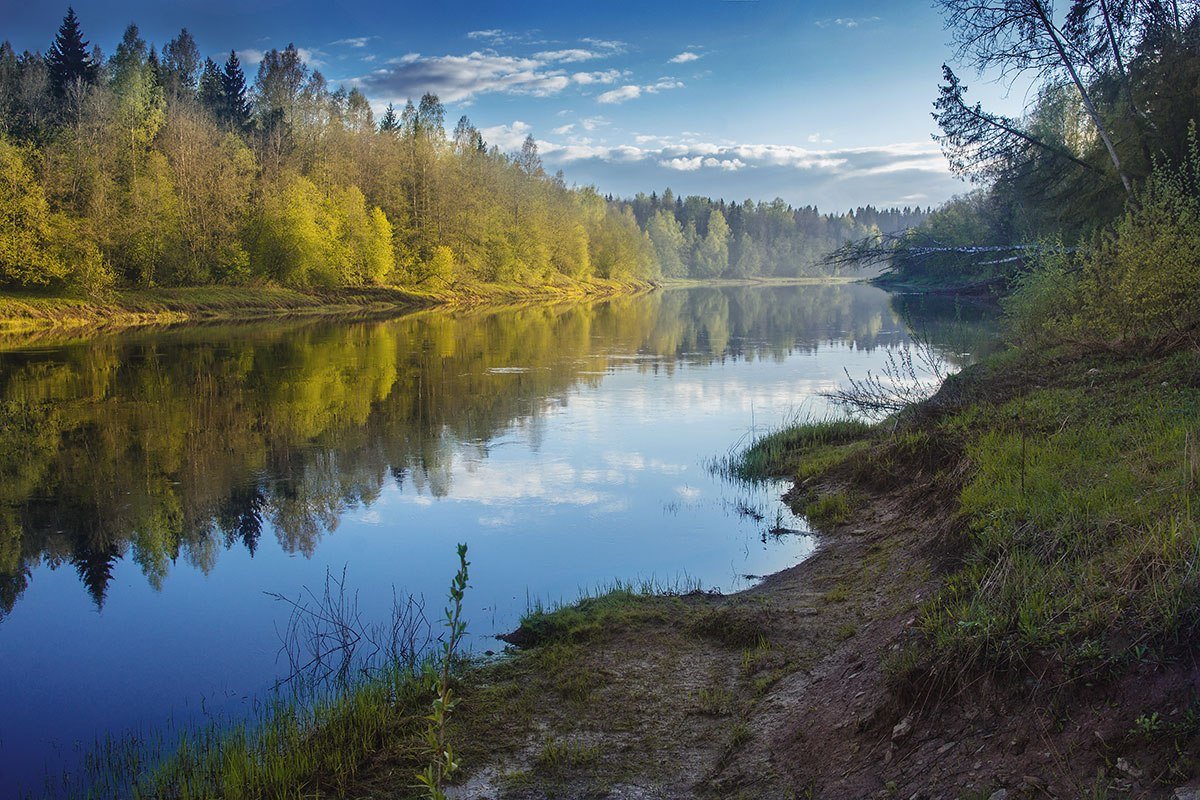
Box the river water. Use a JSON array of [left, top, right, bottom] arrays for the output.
[[0, 283, 995, 793]]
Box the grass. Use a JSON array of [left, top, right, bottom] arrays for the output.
[[512, 576, 703, 647], [919, 349, 1200, 677], [717, 418, 873, 483], [801, 490, 853, 528], [735, 343, 1200, 687], [57, 663, 438, 800]]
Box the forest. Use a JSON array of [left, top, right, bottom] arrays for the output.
[[0, 10, 928, 298], [621, 190, 929, 278], [848, 0, 1200, 315], [0, 10, 660, 295]]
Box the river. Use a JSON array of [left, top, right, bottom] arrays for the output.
[[0, 283, 995, 793]]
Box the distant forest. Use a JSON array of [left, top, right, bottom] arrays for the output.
[[1, 9, 927, 295], [620, 191, 930, 278]]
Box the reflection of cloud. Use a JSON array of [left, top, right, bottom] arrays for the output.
[[675, 486, 702, 499], [604, 451, 646, 471], [397, 458, 618, 509]]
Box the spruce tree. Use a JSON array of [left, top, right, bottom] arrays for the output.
[[379, 102, 399, 133], [199, 58, 223, 115], [220, 50, 250, 131], [46, 7, 97, 95]]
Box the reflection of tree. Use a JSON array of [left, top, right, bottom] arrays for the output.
[[0, 285, 994, 612]]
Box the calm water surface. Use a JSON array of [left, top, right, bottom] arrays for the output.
[[0, 284, 994, 792]]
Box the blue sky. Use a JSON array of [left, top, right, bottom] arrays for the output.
[[3, 0, 1032, 211]]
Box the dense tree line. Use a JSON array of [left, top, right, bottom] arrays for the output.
[[860, 1, 1200, 288], [0, 10, 658, 294], [619, 190, 930, 278]]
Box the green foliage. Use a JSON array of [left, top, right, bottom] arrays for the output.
[[624, 191, 928, 278], [0, 17, 659, 294], [693, 208, 730, 278], [1007, 137, 1200, 349], [0, 136, 113, 293], [416, 543, 470, 800], [0, 137, 69, 286], [916, 351, 1200, 677], [803, 491, 852, 528], [1002, 241, 1078, 345], [722, 418, 874, 482]]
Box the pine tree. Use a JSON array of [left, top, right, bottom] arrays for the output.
[[162, 28, 200, 98], [220, 50, 250, 131], [46, 7, 97, 95], [199, 58, 223, 115], [379, 103, 399, 133]]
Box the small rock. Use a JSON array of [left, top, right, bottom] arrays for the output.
[[884, 743, 895, 765], [1117, 757, 1144, 779], [853, 528, 867, 535], [937, 741, 956, 754], [1087, 368, 1100, 375], [1173, 787, 1200, 800], [988, 791, 1008, 800], [1022, 776, 1046, 790], [892, 716, 914, 741]]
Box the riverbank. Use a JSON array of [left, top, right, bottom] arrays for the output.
[[337, 343, 1199, 797], [869, 271, 1008, 297], [0, 276, 651, 338], [58, 293, 1199, 798]]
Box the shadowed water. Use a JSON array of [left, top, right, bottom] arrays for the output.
[[0, 283, 996, 792]]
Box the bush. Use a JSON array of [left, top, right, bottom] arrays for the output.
[[1003, 241, 1080, 345], [0, 138, 69, 287], [1007, 134, 1200, 350]]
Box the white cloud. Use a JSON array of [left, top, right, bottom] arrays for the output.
[[669, 51, 702, 63], [581, 37, 626, 52], [552, 123, 576, 135], [478, 120, 534, 151], [598, 84, 642, 104], [816, 16, 881, 28], [529, 136, 949, 183], [662, 156, 702, 171], [296, 47, 324, 67], [357, 52, 572, 103], [466, 29, 514, 43], [597, 77, 682, 104], [239, 47, 326, 67], [331, 36, 375, 48], [535, 48, 604, 63], [572, 69, 624, 85], [807, 133, 833, 144], [236, 48, 264, 66]]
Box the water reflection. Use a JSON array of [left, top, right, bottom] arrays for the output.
[[0, 284, 1002, 791], [0, 285, 984, 617]]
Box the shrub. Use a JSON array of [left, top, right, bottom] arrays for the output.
[[1007, 131, 1200, 349]]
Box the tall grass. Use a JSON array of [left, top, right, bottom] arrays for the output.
[[48, 558, 475, 800], [915, 352, 1200, 679], [710, 417, 873, 483]]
